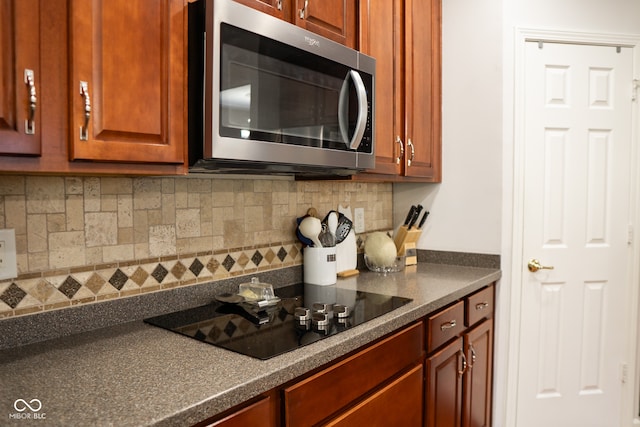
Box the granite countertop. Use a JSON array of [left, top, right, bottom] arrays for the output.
[[0, 263, 500, 427]]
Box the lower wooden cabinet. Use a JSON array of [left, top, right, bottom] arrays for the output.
[[425, 285, 495, 427], [324, 364, 424, 427], [426, 336, 464, 427], [463, 319, 493, 427]]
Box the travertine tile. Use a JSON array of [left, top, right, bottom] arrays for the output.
[[5, 195, 26, 233], [84, 177, 101, 212], [149, 225, 176, 257], [66, 195, 85, 231], [0, 176, 25, 195], [85, 212, 118, 247], [49, 231, 85, 268], [26, 176, 65, 214], [176, 208, 201, 238], [26, 214, 47, 253]]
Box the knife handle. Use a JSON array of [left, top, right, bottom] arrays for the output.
[[418, 211, 430, 229], [404, 205, 416, 226], [408, 205, 423, 229]]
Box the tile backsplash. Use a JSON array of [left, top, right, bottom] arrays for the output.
[[0, 175, 392, 318]]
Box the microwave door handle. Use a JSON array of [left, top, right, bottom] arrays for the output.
[[338, 70, 368, 150]]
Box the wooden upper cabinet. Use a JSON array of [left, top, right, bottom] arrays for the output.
[[358, 0, 401, 176], [0, 0, 41, 156], [294, 0, 357, 48], [403, 0, 441, 180], [68, 0, 186, 164], [357, 0, 442, 182]]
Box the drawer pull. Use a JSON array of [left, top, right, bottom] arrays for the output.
[[475, 302, 489, 310], [440, 319, 456, 331]]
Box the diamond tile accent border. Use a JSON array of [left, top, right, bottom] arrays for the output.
[[0, 241, 303, 319]]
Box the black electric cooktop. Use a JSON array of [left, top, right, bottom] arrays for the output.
[[144, 283, 412, 360]]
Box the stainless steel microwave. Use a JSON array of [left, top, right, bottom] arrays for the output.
[[188, 0, 376, 176]]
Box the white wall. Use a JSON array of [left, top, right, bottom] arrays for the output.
[[393, 0, 503, 255]]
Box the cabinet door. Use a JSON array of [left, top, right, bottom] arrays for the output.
[[403, 0, 441, 180], [232, 0, 289, 20], [358, 0, 402, 176], [426, 336, 463, 427], [323, 364, 424, 427], [0, 0, 41, 156], [294, 0, 357, 48], [68, 0, 186, 164], [463, 319, 493, 427]]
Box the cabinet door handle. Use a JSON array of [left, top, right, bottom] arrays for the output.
[[24, 69, 37, 135], [468, 343, 477, 370], [475, 302, 489, 311], [407, 138, 415, 166], [458, 348, 467, 377], [395, 136, 404, 164], [440, 319, 456, 331], [299, 0, 308, 18], [79, 81, 91, 141]]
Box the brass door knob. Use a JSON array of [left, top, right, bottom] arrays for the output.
[[528, 259, 554, 272]]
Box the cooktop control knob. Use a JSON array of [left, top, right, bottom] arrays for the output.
[[312, 312, 331, 333], [294, 307, 312, 321], [312, 302, 333, 315], [333, 304, 350, 318]]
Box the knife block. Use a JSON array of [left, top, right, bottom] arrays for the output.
[[394, 226, 421, 266]]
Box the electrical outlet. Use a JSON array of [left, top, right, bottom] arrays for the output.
[[354, 208, 365, 233], [0, 229, 17, 280]]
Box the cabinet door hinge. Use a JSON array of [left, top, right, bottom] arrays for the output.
[[628, 224, 634, 245], [633, 79, 639, 102], [621, 363, 628, 383]]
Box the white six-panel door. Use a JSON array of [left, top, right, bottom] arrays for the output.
[[516, 41, 633, 427]]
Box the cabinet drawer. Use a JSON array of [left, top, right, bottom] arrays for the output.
[[466, 285, 494, 327], [284, 321, 424, 427], [323, 364, 424, 426], [427, 301, 465, 353]]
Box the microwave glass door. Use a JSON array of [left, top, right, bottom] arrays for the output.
[[219, 23, 373, 154]]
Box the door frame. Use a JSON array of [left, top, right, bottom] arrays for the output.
[[499, 28, 640, 427]]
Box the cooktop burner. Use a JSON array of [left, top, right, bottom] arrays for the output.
[[144, 283, 412, 359]]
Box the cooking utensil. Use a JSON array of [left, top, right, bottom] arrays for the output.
[[334, 213, 353, 245], [296, 216, 314, 246], [299, 216, 323, 247], [318, 211, 338, 247], [337, 205, 357, 272]]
